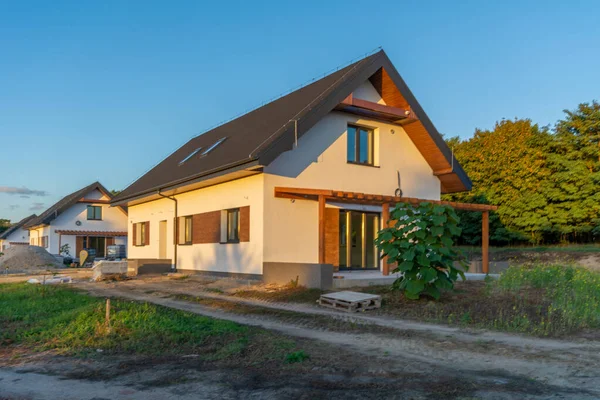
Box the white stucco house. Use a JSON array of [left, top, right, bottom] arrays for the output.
[[25, 182, 128, 258], [0, 214, 36, 251], [112, 49, 493, 287]]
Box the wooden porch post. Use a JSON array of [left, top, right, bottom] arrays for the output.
[[318, 195, 326, 264], [381, 202, 390, 276], [482, 211, 489, 274]]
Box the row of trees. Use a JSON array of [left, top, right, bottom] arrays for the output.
[[444, 101, 600, 245]]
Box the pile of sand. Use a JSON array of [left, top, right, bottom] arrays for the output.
[[0, 246, 62, 272]]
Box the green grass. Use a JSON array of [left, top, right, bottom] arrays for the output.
[[494, 264, 600, 335], [0, 283, 296, 360]]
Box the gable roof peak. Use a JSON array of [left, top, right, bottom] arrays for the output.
[[24, 181, 118, 229], [113, 48, 471, 204]]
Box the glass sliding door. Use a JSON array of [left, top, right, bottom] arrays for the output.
[[339, 210, 380, 270]]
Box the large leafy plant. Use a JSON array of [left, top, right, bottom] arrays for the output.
[[375, 202, 466, 300]]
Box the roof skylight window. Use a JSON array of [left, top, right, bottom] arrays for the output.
[[179, 147, 202, 166], [200, 137, 227, 157]]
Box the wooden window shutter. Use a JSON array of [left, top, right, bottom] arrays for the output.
[[107, 237, 115, 246], [324, 208, 340, 268], [132, 223, 137, 246], [239, 206, 250, 242], [144, 221, 150, 246]]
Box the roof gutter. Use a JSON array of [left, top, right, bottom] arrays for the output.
[[158, 191, 177, 272]]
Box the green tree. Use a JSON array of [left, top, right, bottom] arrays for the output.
[[543, 102, 600, 242], [445, 119, 551, 244], [0, 219, 11, 234]]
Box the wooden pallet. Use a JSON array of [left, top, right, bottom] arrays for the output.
[[317, 291, 382, 313]]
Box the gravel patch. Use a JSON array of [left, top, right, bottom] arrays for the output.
[[0, 245, 62, 272]]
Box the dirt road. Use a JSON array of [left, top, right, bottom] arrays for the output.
[[2, 278, 599, 399]]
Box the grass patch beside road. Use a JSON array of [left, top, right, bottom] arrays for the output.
[[361, 264, 600, 337], [0, 283, 297, 362]]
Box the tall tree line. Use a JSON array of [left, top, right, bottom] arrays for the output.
[[444, 101, 600, 245]]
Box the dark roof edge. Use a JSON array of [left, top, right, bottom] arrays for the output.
[[0, 214, 37, 240], [255, 52, 384, 166], [110, 159, 260, 206]]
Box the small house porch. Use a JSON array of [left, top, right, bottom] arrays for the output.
[[274, 186, 499, 276]]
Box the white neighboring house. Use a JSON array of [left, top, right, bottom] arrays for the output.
[[0, 214, 36, 251], [25, 182, 128, 258]]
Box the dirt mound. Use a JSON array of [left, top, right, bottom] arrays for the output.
[[0, 246, 62, 272]]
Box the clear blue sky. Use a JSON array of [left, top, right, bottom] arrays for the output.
[[1, 0, 599, 221]]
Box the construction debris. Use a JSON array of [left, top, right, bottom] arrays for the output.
[[318, 291, 382, 312], [27, 276, 72, 285]]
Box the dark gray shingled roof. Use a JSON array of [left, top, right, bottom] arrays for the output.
[[112, 50, 471, 204]]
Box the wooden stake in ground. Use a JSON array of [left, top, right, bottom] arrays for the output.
[[105, 298, 111, 332]]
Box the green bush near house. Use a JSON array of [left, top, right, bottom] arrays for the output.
[[375, 202, 466, 300]]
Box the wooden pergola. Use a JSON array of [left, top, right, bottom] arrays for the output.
[[274, 187, 499, 274]]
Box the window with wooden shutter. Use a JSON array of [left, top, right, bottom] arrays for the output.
[[178, 216, 192, 245], [133, 222, 150, 246]]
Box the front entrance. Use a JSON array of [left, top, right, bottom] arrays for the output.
[[158, 220, 167, 259], [339, 210, 379, 270]]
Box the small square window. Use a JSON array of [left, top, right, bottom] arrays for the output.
[[347, 125, 374, 166], [87, 205, 102, 220]]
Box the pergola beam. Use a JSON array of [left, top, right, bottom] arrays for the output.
[[482, 211, 489, 274], [274, 187, 498, 212], [274, 187, 497, 275]]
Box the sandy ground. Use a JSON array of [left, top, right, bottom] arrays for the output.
[[3, 276, 597, 399]]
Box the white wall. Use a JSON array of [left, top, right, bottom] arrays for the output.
[[127, 174, 264, 275], [2, 227, 30, 247], [262, 109, 441, 263], [353, 81, 387, 105]]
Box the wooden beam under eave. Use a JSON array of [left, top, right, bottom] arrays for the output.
[[482, 211, 489, 274], [318, 195, 326, 264], [78, 199, 111, 204]]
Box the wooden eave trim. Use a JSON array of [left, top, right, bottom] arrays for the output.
[[78, 199, 111, 204], [336, 94, 416, 123], [274, 187, 498, 212]]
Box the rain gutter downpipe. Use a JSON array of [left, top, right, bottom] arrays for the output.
[[158, 190, 177, 272]]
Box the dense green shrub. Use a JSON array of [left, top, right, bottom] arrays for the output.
[[375, 202, 466, 299]]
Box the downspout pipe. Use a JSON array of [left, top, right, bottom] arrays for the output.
[[158, 191, 178, 272]]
